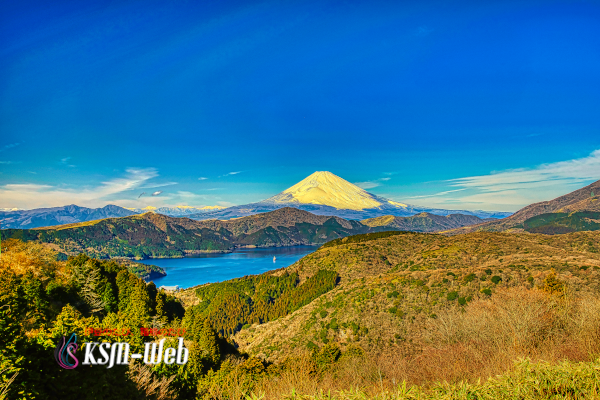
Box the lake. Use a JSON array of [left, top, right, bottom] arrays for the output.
[[142, 246, 317, 289]]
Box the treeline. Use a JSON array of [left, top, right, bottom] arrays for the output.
[[117, 259, 167, 280], [0, 239, 346, 399], [321, 230, 413, 249], [194, 270, 339, 335], [0, 239, 238, 399]]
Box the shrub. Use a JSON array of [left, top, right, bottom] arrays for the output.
[[543, 273, 564, 295], [320, 310, 328, 318], [480, 288, 492, 296], [484, 268, 492, 275], [341, 345, 364, 359], [329, 319, 339, 331], [491, 275, 502, 285], [447, 291, 459, 301], [464, 273, 476, 283], [315, 343, 341, 365], [458, 297, 467, 306]]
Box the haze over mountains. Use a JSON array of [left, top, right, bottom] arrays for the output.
[[125, 205, 227, 216]]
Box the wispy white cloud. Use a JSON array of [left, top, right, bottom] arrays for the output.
[[0, 142, 21, 152], [59, 157, 76, 167], [220, 171, 242, 177], [449, 149, 600, 192], [406, 150, 600, 211], [139, 181, 178, 189], [198, 177, 208, 180], [406, 188, 467, 199], [0, 161, 20, 165], [355, 181, 381, 189], [0, 168, 159, 209], [355, 175, 393, 189]]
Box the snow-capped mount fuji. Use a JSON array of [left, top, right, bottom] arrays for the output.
[[264, 171, 384, 210], [188, 171, 512, 221]]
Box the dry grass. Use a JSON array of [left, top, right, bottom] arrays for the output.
[[222, 287, 600, 399], [127, 361, 176, 400], [235, 231, 600, 362], [0, 238, 63, 278]]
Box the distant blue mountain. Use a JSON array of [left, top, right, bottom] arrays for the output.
[[0, 204, 137, 229]]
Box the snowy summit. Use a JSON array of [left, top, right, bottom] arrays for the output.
[[264, 171, 386, 211]]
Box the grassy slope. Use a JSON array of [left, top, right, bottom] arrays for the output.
[[233, 230, 600, 361]]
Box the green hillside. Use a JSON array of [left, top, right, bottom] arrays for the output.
[[523, 211, 600, 234], [362, 212, 484, 232], [0, 208, 384, 259], [231, 230, 600, 361]]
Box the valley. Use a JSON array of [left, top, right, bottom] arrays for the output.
[[2, 177, 600, 399]]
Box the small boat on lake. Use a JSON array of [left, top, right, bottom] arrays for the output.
[[273, 256, 276, 262]]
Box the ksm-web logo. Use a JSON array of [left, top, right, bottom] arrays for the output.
[[54, 333, 79, 369], [54, 333, 189, 369]]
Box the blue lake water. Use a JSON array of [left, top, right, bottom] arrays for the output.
[[142, 246, 317, 289]]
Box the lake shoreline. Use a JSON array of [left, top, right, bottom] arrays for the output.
[[108, 243, 323, 261], [140, 245, 317, 289]]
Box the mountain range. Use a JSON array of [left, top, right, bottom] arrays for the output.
[[1, 207, 492, 260], [0, 171, 510, 229], [0, 208, 377, 259], [0, 204, 226, 229], [187, 171, 512, 221], [0, 204, 137, 229]]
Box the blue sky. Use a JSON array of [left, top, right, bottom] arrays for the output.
[[1, 0, 599, 211]]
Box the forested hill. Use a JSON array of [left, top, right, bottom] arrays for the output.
[[0, 208, 385, 259], [361, 212, 484, 232], [232, 229, 600, 362]]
